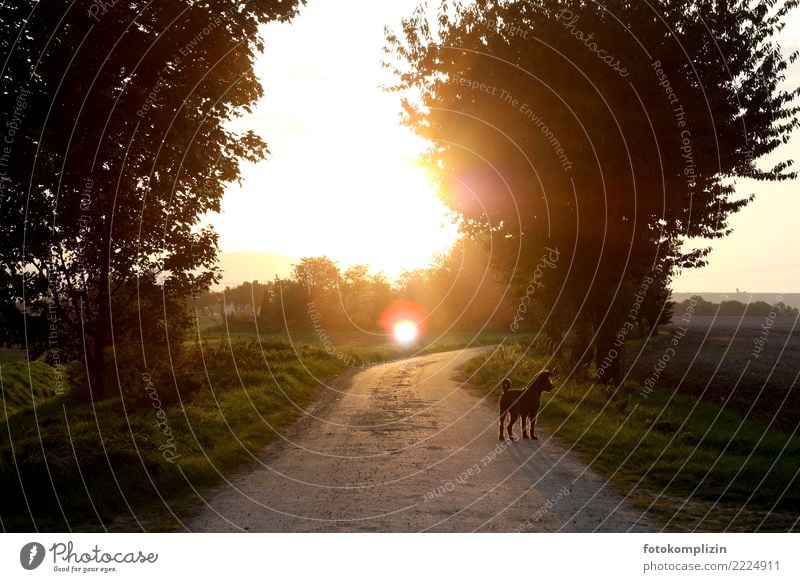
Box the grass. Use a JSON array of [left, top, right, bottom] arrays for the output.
[[11, 327, 787, 532], [0, 330, 512, 532], [0, 338, 403, 531], [1, 359, 62, 418], [0, 347, 26, 364], [464, 342, 800, 531]]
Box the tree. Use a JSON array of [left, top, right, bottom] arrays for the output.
[[220, 281, 266, 320], [386, 0, 798, 381], [292, 257, 341, 298], [257, 259, 391, 333], [0, 1, 305, 400], [259, 277, 310, 332], [340, 265, 392, 329], [391, 237, 519, 331], [291, 256, 342, 326]]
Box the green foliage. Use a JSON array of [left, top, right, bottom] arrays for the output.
[[386, 0, 799, 378], [0, 1, 306, 399], [0, 360, 61, 418]]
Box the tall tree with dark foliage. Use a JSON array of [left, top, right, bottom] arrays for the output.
[[0, 1, 304, 399], [386, 0, 799, 380]]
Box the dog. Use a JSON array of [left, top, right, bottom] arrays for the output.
[[498, 368, 557, 441]]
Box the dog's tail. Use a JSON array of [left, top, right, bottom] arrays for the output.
[[501, 378, 512, 393]]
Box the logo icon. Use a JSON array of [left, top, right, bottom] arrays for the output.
[[20, 542, 46, 570]]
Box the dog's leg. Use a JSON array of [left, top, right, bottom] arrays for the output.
[[498, 412, 506, 441], [530, 404, 540, 439], [522, 413, 530, 439], [507, 412, 518, 440]]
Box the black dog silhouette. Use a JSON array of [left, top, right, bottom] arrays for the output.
[[498, 369, 557, 440]]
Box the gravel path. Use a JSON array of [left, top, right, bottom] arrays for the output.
[[186, 347, 654, 532]]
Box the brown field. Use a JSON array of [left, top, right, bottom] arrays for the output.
[[625, 316, 799, 434]]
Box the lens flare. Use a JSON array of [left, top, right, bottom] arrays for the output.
[[380, 300, 427, 345], [393, 320, 419, 344]]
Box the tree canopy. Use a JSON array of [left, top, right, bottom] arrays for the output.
[[252, 241, 518, 335], [386, 0, 799, 379], [0, 1, 305, 399]]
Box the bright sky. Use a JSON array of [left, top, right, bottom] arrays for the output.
[[215, 0, 456, 278], [214, 0, 800, 291]]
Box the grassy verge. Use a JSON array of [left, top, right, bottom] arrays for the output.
[[1, 360, 62, 417], [464, 343, 800, 531], [0, 339, 411, 532], [0, 332, 509, 532]]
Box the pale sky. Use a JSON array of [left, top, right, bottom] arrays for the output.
[[216, 0, 456, 278], [213, 0, 800, 291]]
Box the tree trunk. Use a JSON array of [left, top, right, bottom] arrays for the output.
[[86, 268, 110, 401], [570, 315, 595, 368], [594, 328, 622, 385]]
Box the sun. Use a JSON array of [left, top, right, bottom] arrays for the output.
[[218, 128, 459, 277], [381, 300, 427, 344], [393, 320, 419, 344], [215, 4, 460, 277]]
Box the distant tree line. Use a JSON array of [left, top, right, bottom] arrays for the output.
[[200, 234, 673, 340], [673, 296, 799, 318], [195, 238, 522, 333]]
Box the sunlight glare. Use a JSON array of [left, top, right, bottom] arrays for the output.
[[215, 2, 460, 278], [393, 320, 419, 344]]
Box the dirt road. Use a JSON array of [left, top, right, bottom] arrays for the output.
[[186, 347, 654, 532]]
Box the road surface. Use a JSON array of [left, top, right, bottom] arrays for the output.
[[186, 347, 653, 532]]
